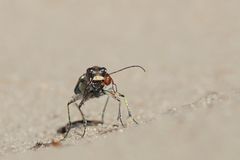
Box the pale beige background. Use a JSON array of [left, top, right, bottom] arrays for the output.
[[1, 0, 240, 159]]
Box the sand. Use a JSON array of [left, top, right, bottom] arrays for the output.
[[1, 0, 240, 159]]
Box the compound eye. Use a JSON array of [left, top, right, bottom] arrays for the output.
[[87, 68, 96, 78], [99, 67, 107, 75], [87, 68, 92, 73]]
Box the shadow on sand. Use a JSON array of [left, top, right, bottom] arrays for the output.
[[57, 120, 103, 134]]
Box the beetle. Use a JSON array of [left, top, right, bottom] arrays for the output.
[[63, 65, 146, 139]]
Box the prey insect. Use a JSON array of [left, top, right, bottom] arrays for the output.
[[62, 65, 146, 140]]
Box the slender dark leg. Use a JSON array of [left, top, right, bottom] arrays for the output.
[[119, 93, 138, 124], [112, 81, 118, 92], [77, 98, 87, 137], [103, 89, 124, 127], [61, 95, 79, 141], [61, 94, 87, 141], [101, 96, 110, 123], [60, 82, 92, 141], [62, 102, 72, 140], [116, 98, 124, 127]]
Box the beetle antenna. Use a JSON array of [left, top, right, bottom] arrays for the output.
[[109, 65, 146, 75]]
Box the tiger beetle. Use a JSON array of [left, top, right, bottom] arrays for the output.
[[62, 65, 146, 140]]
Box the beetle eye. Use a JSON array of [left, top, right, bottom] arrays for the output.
[[87, 68, 96, 78], [92, 71, 97, 75], [102, 67, 107, 72], [99, 68, 106, 75], [87, 68, 92, 73]]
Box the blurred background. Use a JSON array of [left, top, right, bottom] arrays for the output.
[[1, 0, 240, 159]]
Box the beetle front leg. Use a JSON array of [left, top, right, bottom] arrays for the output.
[[118, 93, 138, 125], [103, 90, 125, 127], [61, 94, 82, 140], [116, 97, 125, 127]]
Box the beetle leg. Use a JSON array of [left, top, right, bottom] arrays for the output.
[[61, 94, 82, 140], [118, 93, 138, 125], [103, 89, 125, 127], [101, 96, 110, 124], [77, 98, 87, 137], [116, 98, 125, 127]]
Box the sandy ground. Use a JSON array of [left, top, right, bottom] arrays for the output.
[[1, 0, 240, 159]]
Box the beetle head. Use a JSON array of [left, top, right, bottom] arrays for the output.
[[86, 66, 109, 90]]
